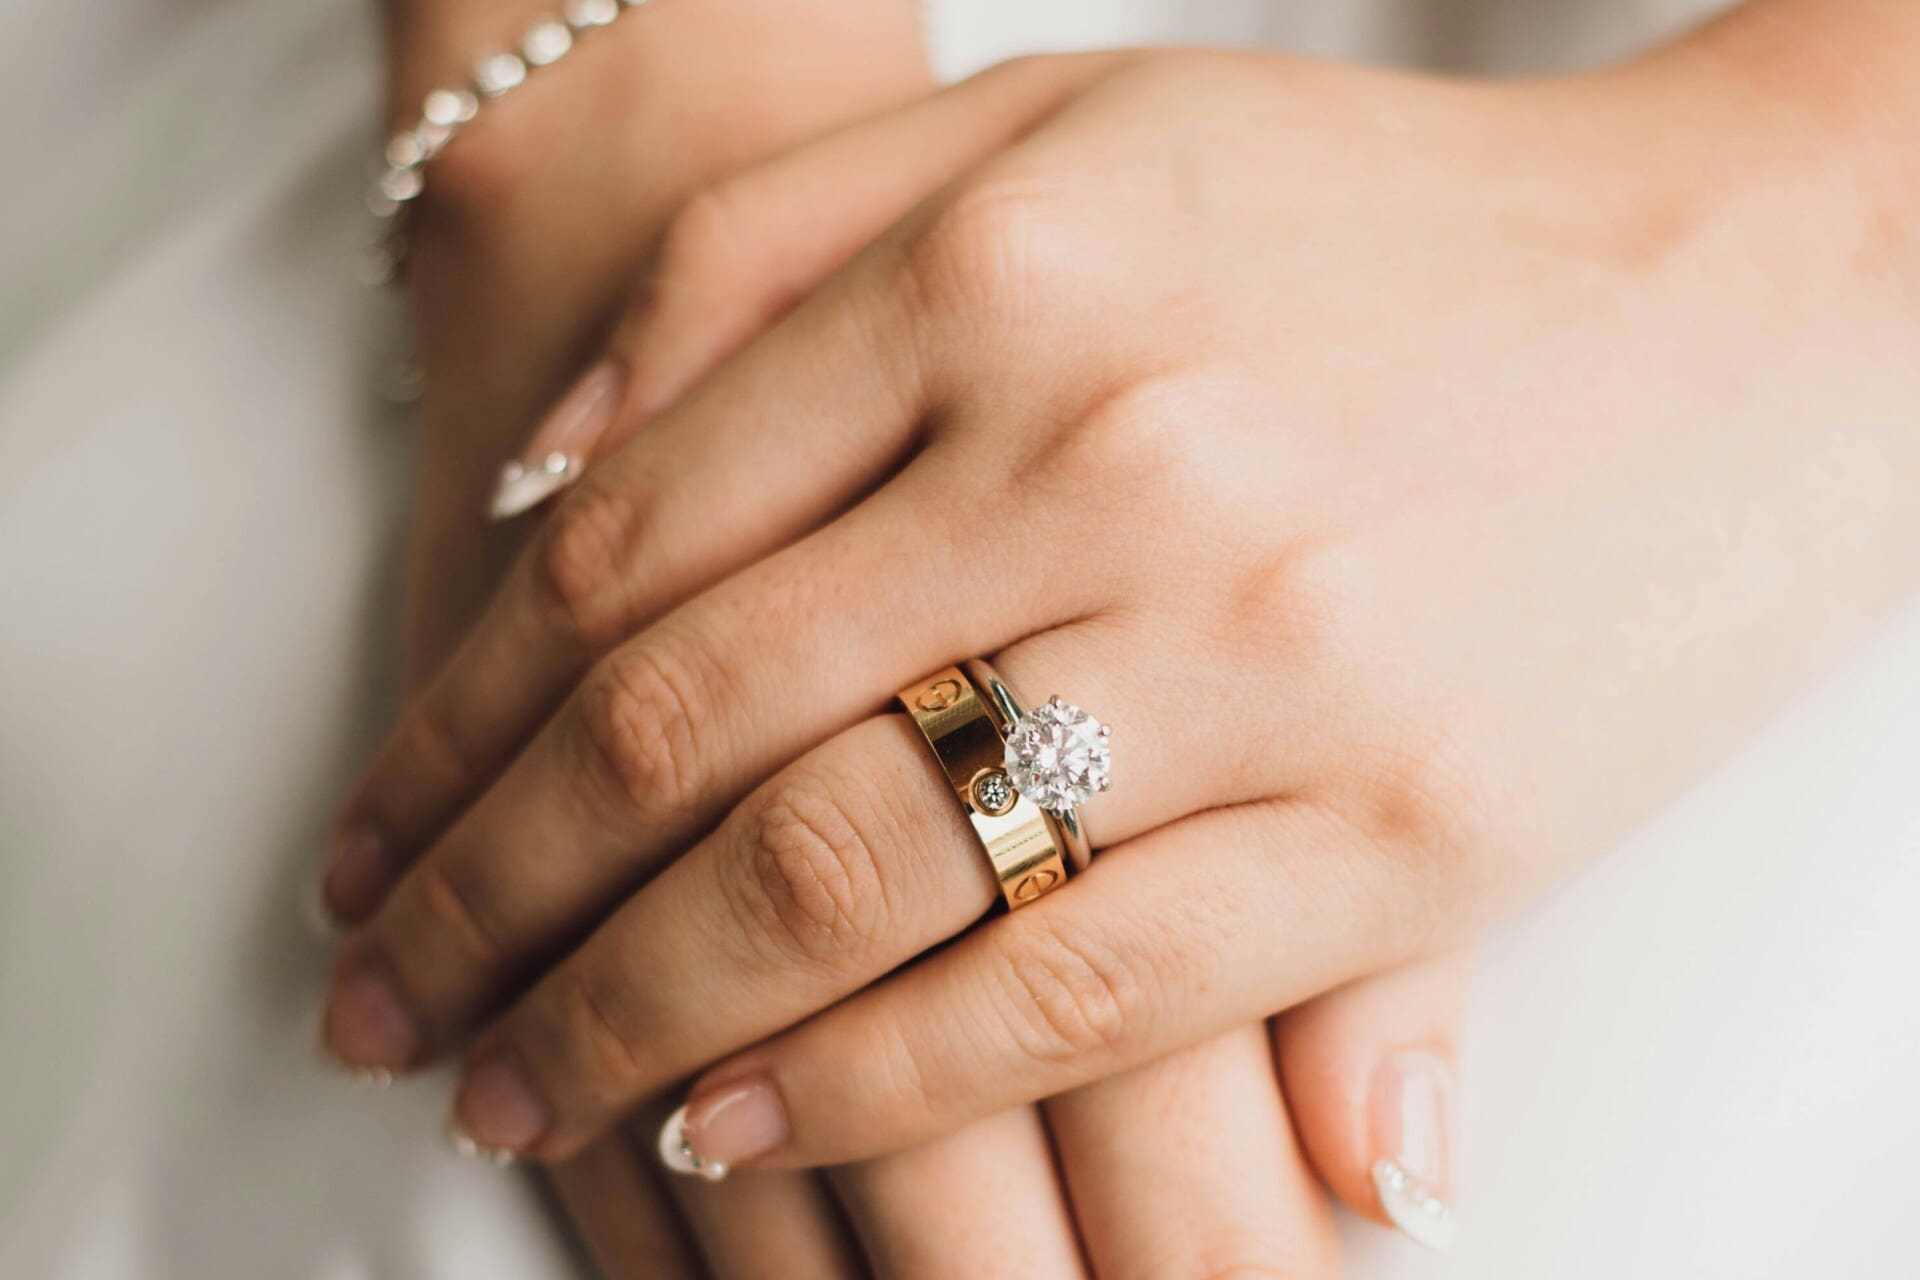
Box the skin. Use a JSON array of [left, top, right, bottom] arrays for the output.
[[369, 2, 1462, 1274], [340, 0, 1920, 1271]]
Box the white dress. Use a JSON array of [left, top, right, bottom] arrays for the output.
[[4, 0, 1917, 1276]]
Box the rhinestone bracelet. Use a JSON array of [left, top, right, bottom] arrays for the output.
[[364, 0, 652, 287]]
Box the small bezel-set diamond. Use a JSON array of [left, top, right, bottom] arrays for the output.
[[971, 769, 1016, 816], [1003, 695, 1112, 814]]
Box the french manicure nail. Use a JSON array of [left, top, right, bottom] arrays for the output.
[[321, 964, 423, 1071], [658, 1076, 789, 1180], [1369, 1048, 1457, 1251], [657, 1104, 726, 1181], [319, 823, 389, 926], [445, 1115, 518, 1167], [488, 361, 624, 521], [302, 878, 342, 941], [452, 1054, 552, 1156]]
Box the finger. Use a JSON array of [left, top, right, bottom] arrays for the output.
[[488, 53, 1121, 520], [1274, 951, 1472, 1253], [319, 55, 1116, 930], [319, 461, 1104, 1071], [441, 620, 1283, 1158], [659, 796, 1436, 1172], [548, 1133, 705, 1280], [1045, 1027, 1339, 1280], [666, 1166, 862, 1280], [828, 1109, 1085, 1279], [317, 226, 933, 928]]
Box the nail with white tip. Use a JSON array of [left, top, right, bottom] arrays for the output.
[[1369, 1049, 1457, 1251], [487, 361, 623, 520], [320, 1059, 393, 1089], [446, 1116, 518, 1167], [657, 1103, 729, 1181], [302, 879, 342, 941]]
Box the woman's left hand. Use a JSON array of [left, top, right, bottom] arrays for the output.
[[321, 17, 1920, 1172]]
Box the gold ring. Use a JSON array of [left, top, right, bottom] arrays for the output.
[[899, 665, 1072, 910]]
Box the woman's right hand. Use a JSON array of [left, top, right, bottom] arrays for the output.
[[363, 19, 1482, 1269]]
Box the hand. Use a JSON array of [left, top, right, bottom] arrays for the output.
[[364, 11, 1474, 1268], [376, 0, 931, 678], [325, 0, 1920, 1199], [559, 957, 1472, 1278]]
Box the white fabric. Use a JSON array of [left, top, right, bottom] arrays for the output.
[[3, 1, 1915, 1276]]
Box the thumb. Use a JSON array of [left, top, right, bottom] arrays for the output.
[[1273, 950, 1473, 1253]]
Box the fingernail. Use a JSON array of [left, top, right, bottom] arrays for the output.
[[320, 963, 423, 1071], [657, 1105, 726, 1181], [659, 1076, 788, 1180], [319, 823, 390, 926], [488, 361, 623, 520], [302, 879, 342, 941], [445, 1114, 518, 1167], [452, 1054, 552, 1156], [1369, 1048, 1457, 1251]]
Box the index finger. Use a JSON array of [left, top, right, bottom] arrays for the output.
[[319, 245, 931, 925]]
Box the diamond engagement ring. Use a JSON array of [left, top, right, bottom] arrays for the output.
[[899, 661, 1111, 909]]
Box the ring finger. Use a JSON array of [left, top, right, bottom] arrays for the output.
[[436, 615, 1283, 1158]]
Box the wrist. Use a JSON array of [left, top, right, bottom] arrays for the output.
[[382, 0, 928, 129]]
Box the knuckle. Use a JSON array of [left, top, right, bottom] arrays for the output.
[[733, 770, 889, 963], [545, 968, 647, 1103], [536, 481, 643, 649], [1029, 376, 1201, 517], [574, 641, 714, 822], [994, 918, 1145, 1065], [898, 176, 1076, 326], [1359, 725, 1500, 886], [409, 859, 513, 969], [400, 690, 486, 799], [651, 184, 748, 299]]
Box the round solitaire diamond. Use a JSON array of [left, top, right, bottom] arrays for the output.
[[1003, 696, 1111, 813]]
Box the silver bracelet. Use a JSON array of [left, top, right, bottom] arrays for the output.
[[364, 0, 653, 287]]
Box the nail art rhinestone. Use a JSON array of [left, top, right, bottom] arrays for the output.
[[447, 1120, 518, 1167], [1371, 1158, 1456, 1252], [658, 1105, 729, 1182]]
